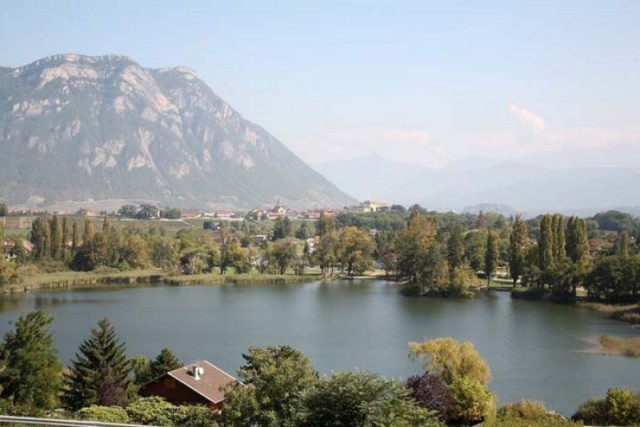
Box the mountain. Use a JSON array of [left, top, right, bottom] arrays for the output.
[[319, 153, 640, 216], [315, 155, 427, 201], [0, 54, 355, 210]]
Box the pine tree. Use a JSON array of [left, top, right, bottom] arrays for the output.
[[509, 215, 528, 287], [484, 229, 499, 287], [0, 311, 62, 412], [63, 318, 131, 410], [149, 348, 181, 379]]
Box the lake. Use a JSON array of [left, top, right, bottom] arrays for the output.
[[0, 280, 638, 416]]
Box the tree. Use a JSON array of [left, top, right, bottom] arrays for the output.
[[49, 215, 63, 260], [63, 318, 131, 410], [223, 346, 318, 426], [0, 204, 8, 217], [150, 348, 181, 379], [0, 311, 62, 413], [484, 229, 499, 287], [538, 214, 555, 271], [446, 376, 496, 425], [273, 216, 292, 240], [83, 218, 95, 246], [615, 231, 630, 258], [447, 223, 464, 271], [30, 217, 50, 259], [336, 226, 374, 275], [566, 216, 590, 266], [295, 222, 311, 240], [315, 212, 335, 237], [269, 240, 298, 275], [71, 220, 80, 250], [409, 338, 492, 386], [118, 205, 138, 218], [509, 215, 528, 287], [464, 230, 486, 272], [407, 372, 451, 421], [395, 211, 437, 288], [552, 214, 566, 264], [300, 371, 440, 427]]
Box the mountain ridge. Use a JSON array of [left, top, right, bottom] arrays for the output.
[[0, 54, 356, 210]]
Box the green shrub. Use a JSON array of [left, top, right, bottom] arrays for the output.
[[172, 405, 219, 427], [77, 405, 130, 423], [497, 399, 548, 419], [572, 387, 640, 426], [126, 396, 176, 426], [446, 376, 496, 425]]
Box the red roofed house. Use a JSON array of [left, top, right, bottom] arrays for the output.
[[140, 360, 237, 412]]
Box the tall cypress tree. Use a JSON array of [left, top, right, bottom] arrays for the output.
[[63, 318, 131, 410], [0, 311, 62, 412], [509, 215, 528, 287]]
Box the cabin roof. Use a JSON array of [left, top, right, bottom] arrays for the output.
[[167, 360, 237, 404]]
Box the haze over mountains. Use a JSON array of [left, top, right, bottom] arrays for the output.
[[0, 54, 355, 210], [316, 147, 640, 217]]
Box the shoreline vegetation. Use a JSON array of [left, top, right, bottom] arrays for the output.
[[1, 268, 325, 293]]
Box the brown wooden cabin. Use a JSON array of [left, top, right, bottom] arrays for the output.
[[140, 360, 237, 412]]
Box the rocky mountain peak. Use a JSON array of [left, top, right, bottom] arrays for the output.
[[0, 54, 355, 210]]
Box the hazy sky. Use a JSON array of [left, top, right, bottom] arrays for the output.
[[2, 0, 639, 168]]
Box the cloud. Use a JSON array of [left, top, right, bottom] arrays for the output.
[[289, 127, 447, 167], [508, 104, 546, 132]]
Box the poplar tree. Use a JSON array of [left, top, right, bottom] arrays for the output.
[[566, 216, 590, 266], [0, 311, 62, 412], [615, 231, 630, 258], [552, 214, 566, 264], [82, 218, 95, 246], [30, 217, 50, 259], [63, 318, 131, 410], [538, 215, 555, 270], [71, 220, 80, 250], [61, 216, 69, 260], [49, 215, 62, 260], [484, 229, 499, 287], [508, 215, 528, 287]]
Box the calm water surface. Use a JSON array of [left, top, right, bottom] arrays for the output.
[[0, 280, 638, 415]]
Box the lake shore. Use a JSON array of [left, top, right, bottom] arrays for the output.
[[2, 269, 323, 293]]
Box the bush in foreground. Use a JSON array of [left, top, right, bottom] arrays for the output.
[[572, 387, 640, 426], [77, 405, 130, 423]]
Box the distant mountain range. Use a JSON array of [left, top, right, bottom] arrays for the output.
[[317, 149, 640, 217], [0, 54, 355, 210]]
